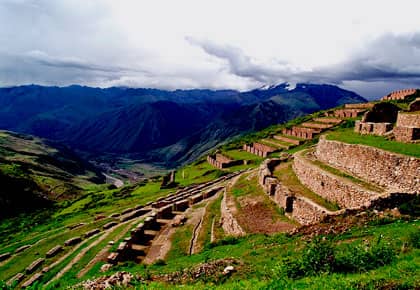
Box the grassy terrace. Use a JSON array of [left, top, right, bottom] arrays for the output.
[[327, 128, 420, 158], [85, 216, 419, 289], [273, 162, 340, 211]]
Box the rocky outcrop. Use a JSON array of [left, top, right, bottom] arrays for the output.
[[316, 137, 420, 194]]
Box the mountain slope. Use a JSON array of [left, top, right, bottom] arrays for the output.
[[0, 130, 104, 218], [0, 83, 366, 167]]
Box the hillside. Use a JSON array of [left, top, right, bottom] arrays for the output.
[[0, 89, 418, 289], [0, 84, 366, 168], [0, 131, 105, 218]]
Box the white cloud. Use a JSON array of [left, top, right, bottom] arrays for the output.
[[1, 0, 420, 97]]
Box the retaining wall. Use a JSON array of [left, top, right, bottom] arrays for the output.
[[316, 137, 420, 193]]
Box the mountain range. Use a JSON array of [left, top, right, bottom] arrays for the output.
[[0, 83, 366, 169]]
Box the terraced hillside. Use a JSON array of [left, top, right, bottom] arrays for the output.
[[0, 90, 419, 289]]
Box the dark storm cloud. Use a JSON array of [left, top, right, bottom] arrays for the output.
[[188, 33, 420, 87]]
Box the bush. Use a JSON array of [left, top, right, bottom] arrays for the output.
[[408, 229, 420, 249], [277, 236, 397, 279], [280, 237, 335, 278], [334, 236, 396, 273]]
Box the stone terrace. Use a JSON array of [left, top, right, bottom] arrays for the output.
[[381, 88, 417, 101]]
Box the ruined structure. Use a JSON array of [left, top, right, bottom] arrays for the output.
[[354, 121, 393, 136], [354, 103, 398, 136], [282, 126, 320, 139], [329, 108, 364, 118], [344, 103, 375, 109], [243, 142, 276, 157], [394, 112, 420, 143], [207, 153, 243, 169], [258, 158, 338, 225], [161, 171, 176, 189], [381, 88, 417, 101]]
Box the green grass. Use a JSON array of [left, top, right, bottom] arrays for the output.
[[85, 217, 420, 290], [327, 128, 420, 158], [175, 159, 225, 187], [273, 162, 340, 211]]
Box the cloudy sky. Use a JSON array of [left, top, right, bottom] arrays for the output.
[[1, 0, 420, 98]]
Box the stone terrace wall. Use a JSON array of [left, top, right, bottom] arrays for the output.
[[381, 88, 417, 101], [257, 157, 333, 225], [397, 112, 420, 128], [345, 103, 374, 109], [290, 196, 329, 225], [293, 152, 378, 208], [316, 137, 420, 194], [354, 121, 393, 136]]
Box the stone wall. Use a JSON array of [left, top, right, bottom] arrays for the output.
[[394, 112, 420, 142], [290, 196, 330, 225], [381, 88, 417, 101], [344, 103, 374, 109], [332, 109, 364, 118], [394, 127, 420, 143], [354, 121, 393, 136], [243, 142, 276, 157], [316, 137, 420, 194], [207, 154, 243, 169], [257, 157, 335, 225], [293, 152, 378, 208], [282, 126, 320, 139], [396, 112, 420, 128]]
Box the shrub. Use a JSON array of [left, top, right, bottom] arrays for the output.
[[408, 229, 420, 249]]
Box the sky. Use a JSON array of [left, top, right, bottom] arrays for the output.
[[1, 0, 420, 99]]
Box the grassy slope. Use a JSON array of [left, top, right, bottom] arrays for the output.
[[1, 97, 419, 288]]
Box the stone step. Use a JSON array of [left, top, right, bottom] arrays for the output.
[[292, 150, 382, 209]]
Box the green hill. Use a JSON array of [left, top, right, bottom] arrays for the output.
[[0, 130, 105, 219], [0, 93, 419, 289]]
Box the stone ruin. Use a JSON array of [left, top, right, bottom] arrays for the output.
[[354, 103, 399, 136], [161, 171, 176, 189], [328, 108, 364, 118], [344, 103, 375, 109], [207, 153, 243, 169], [243, 142, 276, 157], [394, 111, 420, 143], [258, 157, 336, 225], [282, 126, 320, 140], [106, 173, 240, 266], [381, 88, 417, 101]]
